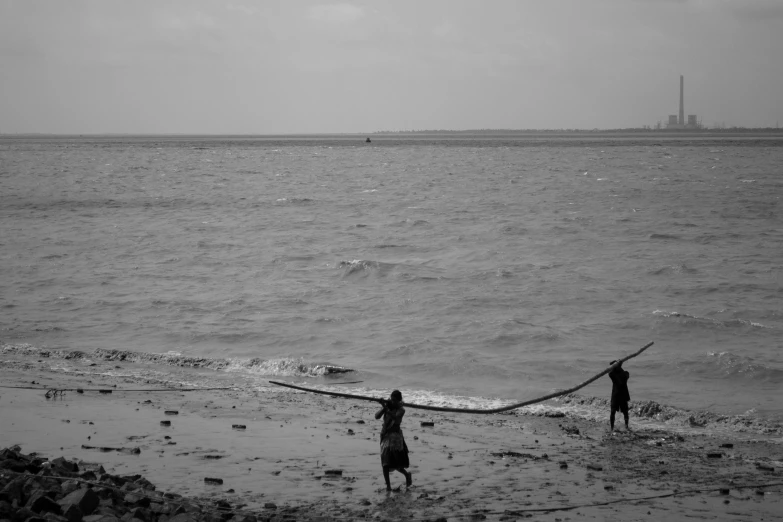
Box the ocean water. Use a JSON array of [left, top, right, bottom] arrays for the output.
[[1, 135, 782, 432]]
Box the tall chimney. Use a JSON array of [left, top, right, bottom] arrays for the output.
[[679, 75, 684, 126]]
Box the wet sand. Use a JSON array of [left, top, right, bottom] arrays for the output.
[[1, 365, 782, 521]]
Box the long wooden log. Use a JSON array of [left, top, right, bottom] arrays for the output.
[[270, 341, 653, 414]]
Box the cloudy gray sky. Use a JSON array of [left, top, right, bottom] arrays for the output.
[[1, 0, 781, 133]]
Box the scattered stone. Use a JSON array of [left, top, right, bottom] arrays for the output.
[[586, 463, 603, 471], [81, 445, 140, 455], [559, 461, 568, 469], [164, 411, 178, 416], [720, 443, 733, 449], [719, 488, 730, 495], [203, 478, 223, 485], [264, 503, 277, 509], [420, 421, 435, 427], [324, 470, 343, 476], [756, 462, 775, 471], [356, 420, 365, 424], [490, 451, 537, 459], [544, 411, 565, 418], [706, 453, 722, 459], [231, 425, 246, 430], [160, 421, 171, 427]]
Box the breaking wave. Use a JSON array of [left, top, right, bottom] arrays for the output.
[[653, 310, 770, 329], [0, 342, 354, 377]]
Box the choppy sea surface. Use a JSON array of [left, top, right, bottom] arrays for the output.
[[2, 135, 782, 435]]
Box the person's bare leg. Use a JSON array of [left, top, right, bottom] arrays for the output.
[[624, 412, 630, 430], [383, 467, 391, 491], [394, 468, 412, 486]]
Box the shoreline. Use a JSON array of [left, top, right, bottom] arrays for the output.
[[2, 364, 783, 520], [3, 342, 782, 439]]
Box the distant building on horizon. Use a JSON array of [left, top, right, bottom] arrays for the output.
[[666, 75, 701, 129]]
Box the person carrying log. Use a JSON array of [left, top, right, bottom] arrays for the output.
[[375, 390, 412, 490], [608, 360, 631, 431]]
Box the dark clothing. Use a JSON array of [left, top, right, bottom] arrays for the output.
[[379, 405, 409, 469], [611, 400, 629, 416], [609, 366, 630, 407]]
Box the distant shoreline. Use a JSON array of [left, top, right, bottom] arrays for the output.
[[2, 131, 783, 142]]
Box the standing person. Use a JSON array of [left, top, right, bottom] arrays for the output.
[[608, 360, 631, 431], [375, 390, 412, 491]]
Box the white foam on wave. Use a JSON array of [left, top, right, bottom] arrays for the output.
[[224, 357, 349, 377]]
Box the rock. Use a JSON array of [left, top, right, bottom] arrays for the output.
[[132, 478, 154, 491], [13, 507, 39, 522], [58, 488, 99, 516], [231, 425, 246, 430], [77, 471, 97, 482], [756, 462, 775, 471], [203, 478, 223, 485], [60, 503, 83, 522], [148, 503, 171, 516], [706, 453, 722, 459], [162, 514, 198, 522], [544, 411, 566, 418], [720, 443, 734, 449], [263, 503, 277, 509], [43, 513, 69, 522], [160, 421, 171, 427], [719, 488, 730, 495], [164, 411, 178, 416], [558, 461, 568, 469], [50, 458, 78, 473], [586, 463, 603, 471], [323, 470, 342, 476], [27, 494, 62, 515], [79, 464, 106, 476], [0, 478, 25, 505], [122, 508, 149, 522], [420, 422, 435, 427], [123, 493, 150, 508]]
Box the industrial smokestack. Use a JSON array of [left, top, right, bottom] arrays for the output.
[[679, 75, 684, 126]]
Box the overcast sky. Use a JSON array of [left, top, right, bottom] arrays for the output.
[[1, 0, 781, 133]]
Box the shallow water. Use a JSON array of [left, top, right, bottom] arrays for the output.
[[1, 135, 782, 424]]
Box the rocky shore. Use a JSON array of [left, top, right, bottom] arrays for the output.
[[0, 445, 266, 522]]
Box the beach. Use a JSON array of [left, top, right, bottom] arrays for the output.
[[2, 361, 781, 521]]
